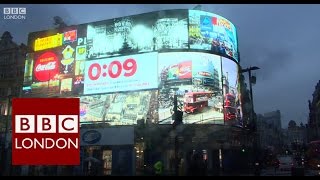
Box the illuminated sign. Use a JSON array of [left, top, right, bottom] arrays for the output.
[[86, 10, 188, 60], [34, 34, 63, 51], [167, 61, 192, 80], [79, 90, 157, 124], [158, 52, 224, 125], [189, 10, 239, 62], [221, 57, 242, 126], [34, 51, 59, 82], [25, 9, 242, 127], [64, 30, 77, 44], [75, 45, 86, 61], [84, 52, 158, 95], [82, 130, 101, 144], [61, 45, 75, 74]]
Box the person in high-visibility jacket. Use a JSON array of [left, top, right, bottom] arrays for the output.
[[154, 160, 164, 176]]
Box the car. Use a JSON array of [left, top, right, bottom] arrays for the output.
[[277, 155, 293, 172], [278, 155, 294, 173]]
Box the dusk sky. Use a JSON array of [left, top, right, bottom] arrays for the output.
[[1, 4, 319, 127]]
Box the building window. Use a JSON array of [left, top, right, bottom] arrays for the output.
[[0, 88, 6, 97]]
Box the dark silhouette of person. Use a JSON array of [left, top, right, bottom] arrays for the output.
[[211, 40, 219, 53], [189, 152, 206, 176]]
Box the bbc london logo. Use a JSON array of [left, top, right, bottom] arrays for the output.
[[3, 7, 26, 20], [12, 98, 80, 165]]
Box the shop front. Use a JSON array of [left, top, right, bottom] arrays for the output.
[[80, 126, 135, 176]]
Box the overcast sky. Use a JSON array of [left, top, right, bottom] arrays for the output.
[[1, 4, 319, 127]]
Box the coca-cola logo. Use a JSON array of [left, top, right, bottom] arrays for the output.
[[179, 61, 192, 79], [34, 52, 59, 82], [180, 66, 191, 74], [35, 62, 56, 72]]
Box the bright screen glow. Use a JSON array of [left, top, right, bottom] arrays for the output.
[[189, 10, 239, 62], [34, 33, 63, 51], [80, 90, 158, 125], [84, 52, 158, 95], [86, 10, 188, 60], [158, 52, 224, 124], [24, 9, 241, 127], [221, 57, 242, 127]]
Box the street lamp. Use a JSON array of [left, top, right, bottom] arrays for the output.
[[172, 94, 183, 176], [240, 66, 260, 174], [240, 66, 260, 129]]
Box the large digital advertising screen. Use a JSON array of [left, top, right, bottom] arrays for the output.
[[83, 52, 158, 95], [23, 9, 242, 127], [189, 10, 239, 62], [158, 52, 224, 125], [86, 10, 188, 60], [221, 57, 242, 127], [23, 25, 88, 96]]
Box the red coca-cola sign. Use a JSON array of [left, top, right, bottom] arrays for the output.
[[34, 51, 59, 82]]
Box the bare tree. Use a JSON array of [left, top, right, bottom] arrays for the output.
[[53, 16, 67, 28]]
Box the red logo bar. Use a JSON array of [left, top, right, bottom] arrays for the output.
[[12, 98, 80, 165]]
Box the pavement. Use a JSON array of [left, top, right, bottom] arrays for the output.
[[260, 167, 319, 176]]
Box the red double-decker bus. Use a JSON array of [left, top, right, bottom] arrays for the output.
[[224, 106, 237, 121], [224, 93, 237, 121], [183, 92, 212, 113], [224, 93, 236, 107]]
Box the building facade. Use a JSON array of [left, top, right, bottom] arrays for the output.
[[256, 110, 283, 153], [6, 9, 254, 176], [0, 31, 27, 115], [308, 80, 320, 141], [285, 120, 307, 149], [0, 31, 27, 176]]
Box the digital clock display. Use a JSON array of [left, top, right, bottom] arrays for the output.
[[84, 52, 158, 95]]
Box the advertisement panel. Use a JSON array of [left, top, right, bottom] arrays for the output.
[[86, 10, 188, 60], [30, 50, 61, 95], [189, 10, 239, 62], [158, 52, 224, 124], [23, 25, 88, 97], [24, 9, 243, 127], [33, 51, 60, 82], [79, 90, 158, 125], [84, 52, 158, 95], [34, 33, 63, 51], [222, 57, 242, 127], [23, 53, 34, 86]]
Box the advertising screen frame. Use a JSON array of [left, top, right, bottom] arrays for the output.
[[24, 9, 242, 127]]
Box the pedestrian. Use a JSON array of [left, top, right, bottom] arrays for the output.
[[274, 158, 279, 175], [154, 160, 164, 176]]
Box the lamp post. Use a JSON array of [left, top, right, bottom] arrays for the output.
[[240, 66, 260, 129], [240, 66, 260, 173], [172, 93, 184, 176]]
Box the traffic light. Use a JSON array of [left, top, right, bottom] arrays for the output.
[[173, 110, 183, 127], [172, 94, 183, 127], [241, 145, 246, 153]]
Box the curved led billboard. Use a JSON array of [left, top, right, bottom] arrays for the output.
[[221, 57, 242, 127], [79, 90, 158, 125], [86, 10, 188, 59], [23, 9, 241, 127], [158, 52, 223, 124], [27, 9, 238, 62], [189, 10, 239, 62]]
